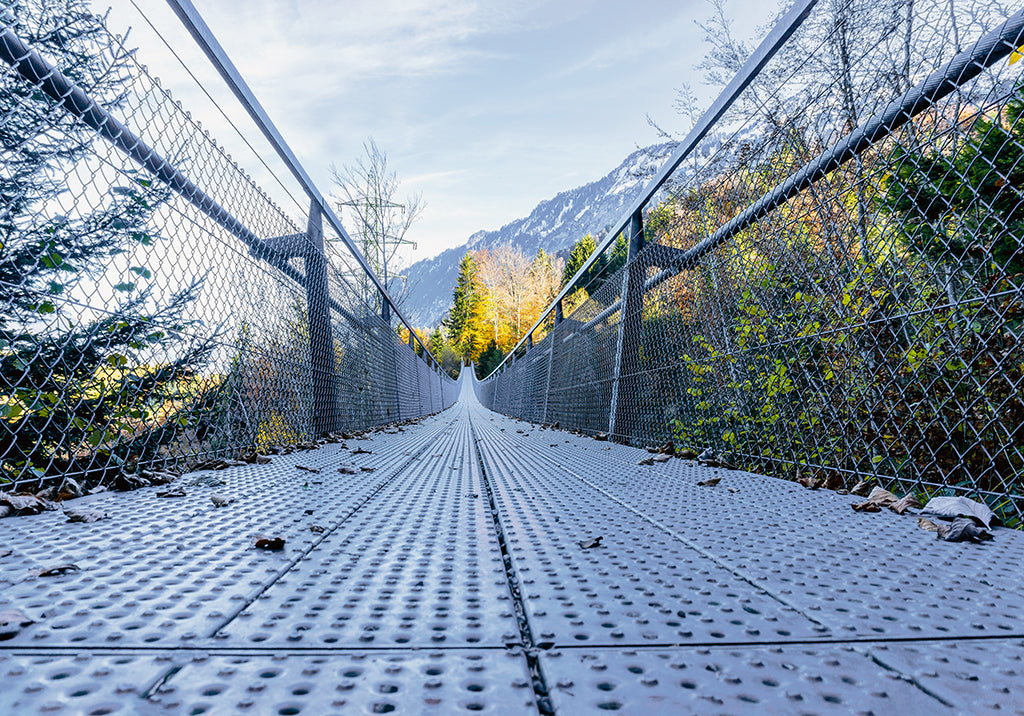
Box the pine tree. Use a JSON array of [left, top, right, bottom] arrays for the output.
[[0, 1, 216, 488], [445, 252, 488, 362]]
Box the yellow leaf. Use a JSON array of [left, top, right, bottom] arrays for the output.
[[1012, 45, 1024, 65]]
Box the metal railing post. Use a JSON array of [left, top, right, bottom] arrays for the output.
[[608, 212, 644, 441], [304, 199, 339, 436]]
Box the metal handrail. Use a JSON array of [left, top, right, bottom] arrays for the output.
[[482, 0, 820, 378], [165, 0, 439, 365]]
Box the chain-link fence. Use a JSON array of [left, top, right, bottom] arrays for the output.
[[478, 0, 1024, 526], [0, 0, 458, 493]]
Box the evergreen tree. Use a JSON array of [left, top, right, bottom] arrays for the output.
[[0, 1, 216, 487], [880, 95, 1024, 276], [445, 252, 487, 362], [562, 234, 599, 286]]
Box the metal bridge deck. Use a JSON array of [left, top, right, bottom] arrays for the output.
[[2, 375, 1023, 715]]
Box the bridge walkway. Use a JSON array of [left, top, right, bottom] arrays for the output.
[[2, 374, 1023, 714]]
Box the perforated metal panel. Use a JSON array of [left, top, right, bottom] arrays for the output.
[[2, 376, 1024, 713]]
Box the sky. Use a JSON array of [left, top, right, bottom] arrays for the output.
[[96, 0, 780, 261]]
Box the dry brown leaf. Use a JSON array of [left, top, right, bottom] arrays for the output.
[[594, 432, 608, 441], [351, 448, 372, 455], [698, 477, 722, 487], [141, 470, 177, 485], [850, 480, 872, 497], [727, 486, 740, 493], [295, 465, 321, 474], [309, 524, 325, 534], [338, 465, 357, 475], [156, 487, 186, 498], [360, 466, 376, 473], [64, 507, 107, 523], [852, 501, 882, 512], [699, 458, 736, 469], [798, 476, 822, 490], [823, 474, 845, 491], [917, 517, 939, 532], [241, 451, 272, 465], [677, 448, 698, 460], [0, 493, 57, 515], [254, 536, 285, 551], [890, 494, 922, 515], [866, 486, 898, 507], [59, 477, 84, 500], [33, 564, 80, 577], [578, 536, 603, 549], [652, 453, 672, 463], [637, 456, 654, 466]]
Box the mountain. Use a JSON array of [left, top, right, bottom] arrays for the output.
[[403, 143, 675, 327]]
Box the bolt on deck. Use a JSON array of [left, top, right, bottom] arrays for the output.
[[2, 375, 1023, 714]]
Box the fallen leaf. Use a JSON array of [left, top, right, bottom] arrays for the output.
[[921, 496, 999, 528], [116, 472, 153, 491], [850, 480, 872, 497], [652, 453, 672, 463], [823, 474, 845, 491], [637, 456, 654, 466], [309, 524, 325, 534], [677, 448, 698, 460], [241, 451, 272, 465], [156, 487, 186, 498], [578, 536, 603, 549], [698, 477, 721, 487], [917, 517, 939, 532], [594, 432, 608, 441], [798, 476, 821, 490], [338, 465, 357, 475], [727, 486, 740, 493], [699, 458, 737, 469], [360, 466, 375, 473], [254, 536, 285, 551], [936, 517, 994, 543], [64, 507, 108, 523], [0, 493, 57, 515], [59, 477, 84, 499], [889, 494, 921, 515], [295, 465, 321, 474], [865, 486, 898, 507], [0, 506, 9, 519], [33, 564, 80, 577], [141, 470, 177, 485], [851, 501, 881, 512], [188, 474, 225, 488], [211, 494, 234, 507], [0, 609, 34, 641], [219, 459, 247, 468]]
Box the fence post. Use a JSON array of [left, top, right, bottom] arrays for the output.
[[542, 301, 562, 423], [608, 210, 644, 441], [305, 199, 339, 436]]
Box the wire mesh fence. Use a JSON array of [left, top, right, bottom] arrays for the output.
[[478, 0, 1024, 526], [0, 0, 457, 493]]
